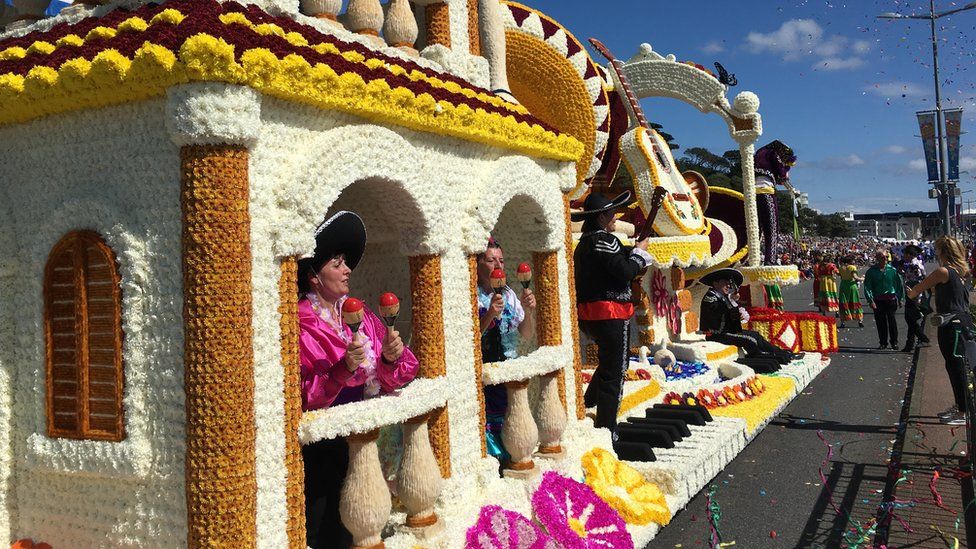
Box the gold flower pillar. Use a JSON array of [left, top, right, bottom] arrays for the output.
[[563, 197, 586, 420], [532, 251, 566, 457], [467, 255, 488, 458], [417, 0, 452, 48], [278, 259, 306, 548], [409, 254, 451, 478], [169, 84, 260, 548]]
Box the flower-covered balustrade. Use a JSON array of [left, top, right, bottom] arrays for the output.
[[470, 193, 569, 478], [292, 178, 450, 546]]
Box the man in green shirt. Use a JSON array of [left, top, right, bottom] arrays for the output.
[[863, 250, 904, 350]]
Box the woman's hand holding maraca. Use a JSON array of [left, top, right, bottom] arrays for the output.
[[382, 328, 404, 364], [345, 337, 366, 372], [519, 288, 536, 312]]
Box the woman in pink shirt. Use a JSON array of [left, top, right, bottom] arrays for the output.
[[298, 211, 419, 549]]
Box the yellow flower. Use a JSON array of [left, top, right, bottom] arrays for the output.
[[284, 32, 309, 48], [219, 12, 252, 26], [57, 58, 93, 92], [129, 43, 185, 88], [117, 17, 149, 34], [149, 8, 185, 26], [581, 448, 671, 526], [179, 34, 243, 82], [253, 22, 286, 38], [26, 41, 55, 56], [0, 47, 26, 61], [85, 26, 117, 41], [341, 50, 365, 64], [55, 34, 84, 47], [311, 42, 340, 56], [89, 49, 132, 85]]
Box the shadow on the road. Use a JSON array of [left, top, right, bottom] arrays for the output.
[[795, 461, 888, 549], [770, 414, 897, 435]]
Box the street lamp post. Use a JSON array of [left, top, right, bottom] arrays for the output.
[[879, 1, 976, 237]]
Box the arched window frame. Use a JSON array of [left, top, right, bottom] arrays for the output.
[[44, 230, 125, 442]]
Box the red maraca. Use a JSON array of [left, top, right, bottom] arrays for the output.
[[341, 297, 365, 334], [516, 262, 532, 290], [490, 268, 506, 295], [378, 292, 399, 328]]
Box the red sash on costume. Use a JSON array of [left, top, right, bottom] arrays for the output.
[[578, 301, 635, 321]]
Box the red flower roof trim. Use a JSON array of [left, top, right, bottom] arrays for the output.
[[0, 0, 560, 134]]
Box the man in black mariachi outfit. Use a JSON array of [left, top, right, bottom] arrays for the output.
[[574, 190, 652, 434], [698, 268, 803, 373]]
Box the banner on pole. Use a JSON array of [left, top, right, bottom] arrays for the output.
[[945, 108, 963, 182], [917, 110, 940, 183]]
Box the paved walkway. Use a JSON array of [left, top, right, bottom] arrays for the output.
[[650, 279, 972, 548]]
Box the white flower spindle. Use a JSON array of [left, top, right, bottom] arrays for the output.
[[339, 430, 392, 549]]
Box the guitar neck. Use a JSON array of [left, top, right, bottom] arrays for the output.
[[610, 59, 649, 129], [589, 38, 649, 130]]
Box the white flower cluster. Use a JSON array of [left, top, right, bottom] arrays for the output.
[[0, 100, 186, 546]]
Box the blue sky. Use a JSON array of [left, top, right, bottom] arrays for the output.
[[524, 0, 976, 214]]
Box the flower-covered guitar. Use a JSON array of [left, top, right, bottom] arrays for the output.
[[590, 38, 705, 237]]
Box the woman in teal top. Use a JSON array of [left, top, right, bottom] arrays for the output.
[[863, 250, 904, 350]]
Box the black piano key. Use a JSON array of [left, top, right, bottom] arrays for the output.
[[613, 440, 656, 462], [625, 417, 684, 441], [653, 403, 713, 422], [617, 423, 675, 449], [628, 416, 692, 437], [645, 407, 706, 426]]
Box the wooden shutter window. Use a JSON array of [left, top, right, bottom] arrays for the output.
[[44, 231, 125, 441]]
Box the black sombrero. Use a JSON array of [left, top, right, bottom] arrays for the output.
[[571, 190, 632, 222], [303, 211, 367, 270], [698, 267, 744, 287]]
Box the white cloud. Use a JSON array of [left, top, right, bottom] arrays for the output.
[[701, 41, 725, 54], [908, 158, 927, 171], [862, 82, 928, 98], [745, 19, 823, 60], [885, 145, 909, 155], [809, 154, 866, 170], [744, 19, 870, 70]]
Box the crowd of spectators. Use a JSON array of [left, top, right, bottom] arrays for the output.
[[775, 236, 936, 278]]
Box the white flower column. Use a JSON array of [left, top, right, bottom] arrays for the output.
[[501, 379, 538, 477], [167, 83, 262, 547], [396, 413, 443, 536], [340, 430, 392, 549], [729, 92, 763, 267]]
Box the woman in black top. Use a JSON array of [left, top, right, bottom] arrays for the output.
[[908, 236, 972, 425]]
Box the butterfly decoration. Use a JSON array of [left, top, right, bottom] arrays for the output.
[[714, 62, 737, 87]]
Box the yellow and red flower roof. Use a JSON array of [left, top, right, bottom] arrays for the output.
[[0, 0, 582, 161]]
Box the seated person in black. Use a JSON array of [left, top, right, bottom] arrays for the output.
[[698, 268, 802, 372]]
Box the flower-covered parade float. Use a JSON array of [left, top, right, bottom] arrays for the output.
[[0, 0, 829, 547]]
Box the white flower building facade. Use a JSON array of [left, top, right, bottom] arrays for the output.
[[0, 0, 587, 545], [0, 0, 829, 547]]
